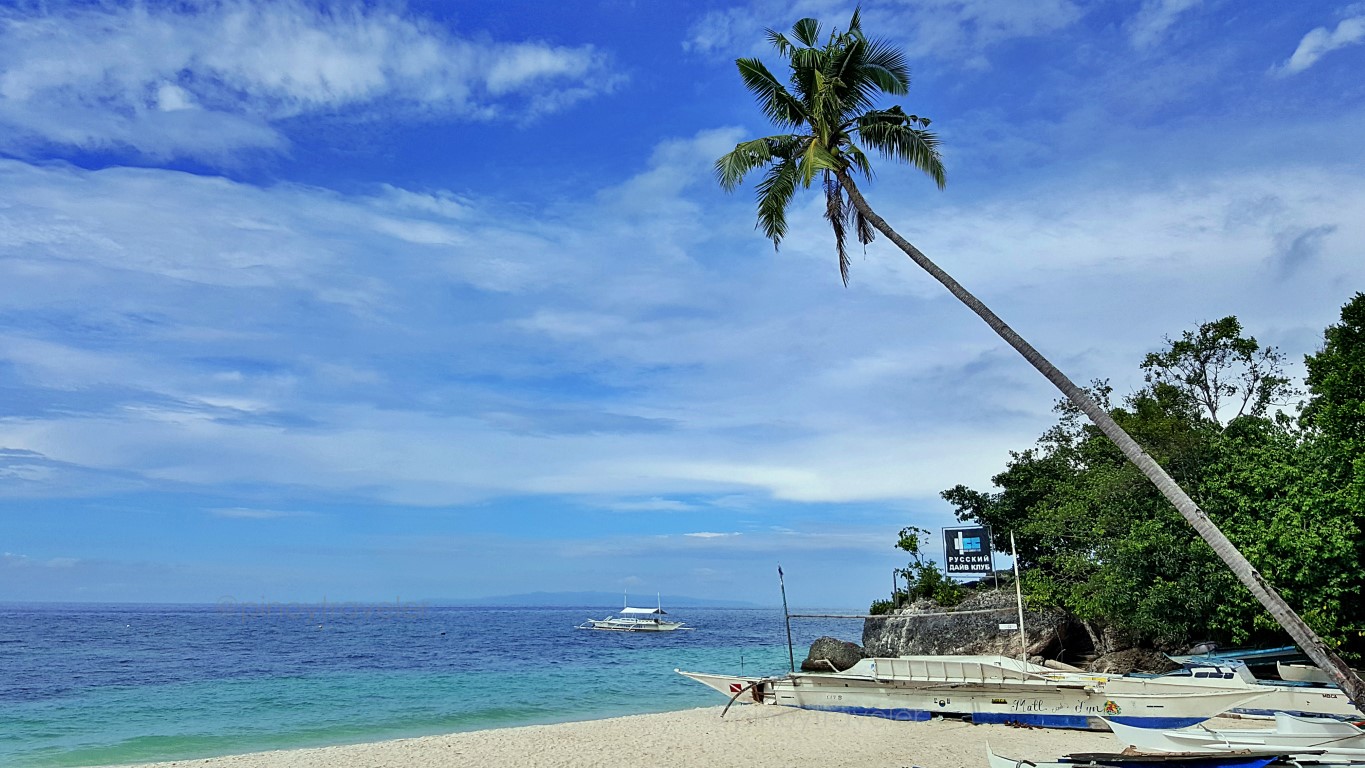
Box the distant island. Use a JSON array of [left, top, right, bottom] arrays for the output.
[[429, 591, 767, 608]]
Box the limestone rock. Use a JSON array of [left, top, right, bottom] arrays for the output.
[[861, 589, 1072, 659], [801, 636, 866, 672]]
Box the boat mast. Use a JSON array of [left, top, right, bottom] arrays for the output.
[[1011, 531, 1027, 662], [779, 564, 794, 673]]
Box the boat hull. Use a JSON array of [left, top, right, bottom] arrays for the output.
[[676, 667, 1264, 731], [1107, 713, 1365, 761], [577, 621, 686, 632], [1229, 684, 1362, 720]]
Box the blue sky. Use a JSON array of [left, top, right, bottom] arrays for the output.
[[1, 0, 1362, 608]]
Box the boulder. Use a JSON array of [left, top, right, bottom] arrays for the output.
[[802, 636, 866, 672]]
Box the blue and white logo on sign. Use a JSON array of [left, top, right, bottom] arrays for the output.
[[944, 526, 993, 575]]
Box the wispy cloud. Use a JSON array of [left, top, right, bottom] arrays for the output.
[[208, 507, 314, 520], [0, 0, 616, 161], [2, 552, 81, 568], [1275, 14, 1365, 75], [2, 139, 1363, 508], [606, 498, 701, 512], [1128, 0, 1202, 50], [683, 0, 1081, 62]]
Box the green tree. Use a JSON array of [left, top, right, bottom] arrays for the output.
[[944, 320, 1363, 658], [1141, 316, 1295, 425], [892, 526, 962, 607], [716, 9, 1365, 702], [1300, 293, 1365, 653]]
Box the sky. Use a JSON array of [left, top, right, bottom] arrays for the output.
[[1, 0, 1363, 608]]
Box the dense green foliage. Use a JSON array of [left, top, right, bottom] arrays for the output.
[[938, 300, 1365, 659]]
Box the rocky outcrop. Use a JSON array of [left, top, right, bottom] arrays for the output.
[[1087, 648, 1180, 674], [861, 589, 1073, 660], [802, 636, 866, 671]]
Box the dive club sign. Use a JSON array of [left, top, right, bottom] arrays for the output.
[[943, 525, 994, 575]]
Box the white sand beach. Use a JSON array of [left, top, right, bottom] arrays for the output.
[[99, 705, 1222, 768]]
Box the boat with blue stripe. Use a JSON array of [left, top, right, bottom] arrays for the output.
[[677, 655, 1268, 731]]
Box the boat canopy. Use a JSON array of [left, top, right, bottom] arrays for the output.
[[620, 607, 667, 615]]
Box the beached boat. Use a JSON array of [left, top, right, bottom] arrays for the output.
[[677, 655, 1267, 730], [1107, 712, 1364, 762], [986, 743, 1293, 768], [576, 596, 689, 632], [1276, 661, 1365, 687], [1278, 662, 1334, 685], [1163, 663, 1363, 721]]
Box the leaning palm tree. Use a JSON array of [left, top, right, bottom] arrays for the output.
[[717, 9, 1365, 709]]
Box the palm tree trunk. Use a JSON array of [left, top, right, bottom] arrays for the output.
[[836, 169, 1365, 711]]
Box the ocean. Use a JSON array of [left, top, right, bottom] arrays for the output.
[[0, 602, 859, 767]]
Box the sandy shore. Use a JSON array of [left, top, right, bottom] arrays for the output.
[[96, 706, 1237, 768]]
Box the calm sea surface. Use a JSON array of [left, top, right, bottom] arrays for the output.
[[0, 603, 859, 767]]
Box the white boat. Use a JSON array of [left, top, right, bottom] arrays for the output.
[[677, 654, 1267, 730], [1276, 661, 1364, 688], [1279, 663, 1334, 685], [1166, 663, 1362, 721], [576, 596, 689, 632], [1107, 712, 1365, 762]]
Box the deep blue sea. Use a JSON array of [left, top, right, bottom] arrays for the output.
[[0, 603, 859, 767]]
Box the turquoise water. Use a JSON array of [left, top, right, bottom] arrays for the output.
[[0, 604, 856, 767]]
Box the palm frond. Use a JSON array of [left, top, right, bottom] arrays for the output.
[[715, 135, 800, 191], [857, 119, 946, 189], [765, 28, 792, 57], [754, 157, 801, 247], [737, 58, 806, 127], [858, 39, 910, 96], [791, 17, 821, 47], [826, 36, 870, 113], [848, 6, 863, 36], [789, 46, 825, 104], [823, 173, 851, 285], [850, 199, 875, 247]]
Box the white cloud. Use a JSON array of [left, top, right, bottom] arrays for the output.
[[603, 498, 700, 512], [1276, 15, 1365, 75], [209, 507, 313, 519], [2, 552, 81, 568], [685, 0, 1082, 61], [1128, 0, 1202, 50], [0, 1, 616, 160], [0, 123, 1363, 509]]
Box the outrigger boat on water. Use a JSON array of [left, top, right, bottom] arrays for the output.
[[577, 595, 690, 632], [677, 655, 1268, 730]]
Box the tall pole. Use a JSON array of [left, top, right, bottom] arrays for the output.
[[987, 524, 999, 590], [779, 564, 795, 673], [1011, 532, 1027, 662]]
